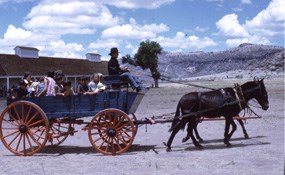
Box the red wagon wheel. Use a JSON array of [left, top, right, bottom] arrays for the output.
[[0, 101, 49, 156], [88, 109, 135, 155], [49, 121, 71, 146]]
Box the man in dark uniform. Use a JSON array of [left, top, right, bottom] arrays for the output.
[[108, 47, 144, 92]]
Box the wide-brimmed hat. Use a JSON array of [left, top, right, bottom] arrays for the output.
[[54, 69, 65, 80], [108, 47, 119, 55]]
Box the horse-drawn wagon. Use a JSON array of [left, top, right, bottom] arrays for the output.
[[0, 76, 269, 156], [0, 75, 145, 156]]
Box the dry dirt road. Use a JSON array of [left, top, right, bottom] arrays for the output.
[[0, 78, 284, 175]]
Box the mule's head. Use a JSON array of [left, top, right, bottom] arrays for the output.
[[253, 78, 269, 110]]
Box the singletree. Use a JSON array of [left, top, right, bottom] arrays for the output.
[[134, 40, 162, 88]]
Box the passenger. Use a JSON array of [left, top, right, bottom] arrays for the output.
[[85, 73, 106, 95], [23, 71, 32, 88], [58, 80, 74, 97], [15, 80, 29, 99], [23, 72, 33, 96], [29, 81, 40, 97], [36, 77, 45, 96], [38, 70, 56, 96], [77, 76, 89, 95], [107, 47, 145, 92], [54, 69, 65, 96]]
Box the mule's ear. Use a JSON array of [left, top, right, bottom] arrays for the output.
[[253, 76, 259, 82]]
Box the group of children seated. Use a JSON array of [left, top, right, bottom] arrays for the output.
[[10, 70, 106, 99]]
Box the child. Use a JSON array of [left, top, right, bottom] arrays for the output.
[[38, 70, 56, 96], [58, 80, 74, 97], [77, 76, 89, 95], [36, 77, 45, 96], [85, 73, 106, 95], [15, 80, 29, 99]]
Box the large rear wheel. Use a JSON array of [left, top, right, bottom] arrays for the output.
[[0, 101, 49, 156], [88, 109, 135, 155]]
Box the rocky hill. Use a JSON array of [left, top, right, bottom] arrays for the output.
[[158, 43, 284, 80], [123, 43, 284, 82]]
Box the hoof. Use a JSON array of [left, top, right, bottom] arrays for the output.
[[182, 137, 189, 143], [198, 138, 204, 143], [244, 135, 249, 139], [166, 147, 172, 152], [195, 144, 203, 149], [226, 143, 232, 147]]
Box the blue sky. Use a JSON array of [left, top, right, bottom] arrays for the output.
[[0, 0, 284, 60]]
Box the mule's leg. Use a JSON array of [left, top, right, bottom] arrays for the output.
[[227, 120, 237, 140], [182, 123, 190, 143], [166, 121, 186, 152], [224, 117, 232, 147], [237, 119, 249, 139], [193, 121, 203, 142], [187, 119, 203, 149]]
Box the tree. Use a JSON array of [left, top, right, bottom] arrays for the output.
[[134, 40, 162, 88], [122, 54, 136, 66]]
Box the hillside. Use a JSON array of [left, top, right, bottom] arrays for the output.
[[125, 43, 284, 82]]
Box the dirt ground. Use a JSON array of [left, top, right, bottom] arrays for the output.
[[0, 78, 284, 175]]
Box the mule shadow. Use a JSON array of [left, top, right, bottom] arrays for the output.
[[183, 135, 267, 145], [166, 135, 270, 152]]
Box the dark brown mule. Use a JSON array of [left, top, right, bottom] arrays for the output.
[[166, 79, 269, 152]]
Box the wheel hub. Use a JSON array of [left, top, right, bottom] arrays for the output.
[[19, 125, 28, 133], [107, 128, 116, 137]]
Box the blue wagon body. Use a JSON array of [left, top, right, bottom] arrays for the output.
[[14, 90, 144, 119], [0, 75, 147, 156]]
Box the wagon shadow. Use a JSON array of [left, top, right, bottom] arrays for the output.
[[40, 144, 156, 156]]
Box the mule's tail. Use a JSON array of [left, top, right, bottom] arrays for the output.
[[168, 102, 181, 132]]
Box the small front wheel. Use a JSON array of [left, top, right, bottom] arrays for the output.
[[88, 109, 135, 155]]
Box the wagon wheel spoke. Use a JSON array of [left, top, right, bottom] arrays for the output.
[[27, 131, 42, 147], [3, 130, 19, 139], [24, 105, 33, 123], [114, 137, 123, 151], [28, 119, 45, 128], [25, 133, 35, 153], [2, 118, 18, 127], [7, 111, 20, 125], [26, 111, 40, 126], [15, 134, 23, 152], [12, 106, 21, 122], [8, 132, 21, 146]]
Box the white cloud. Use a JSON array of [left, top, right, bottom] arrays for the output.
[[245, 0, 285, 37], [241, 0, 251, 4], [0, 25, 85, 58], [44, 40, 84, 58], [102, 18, 169, 39], [195, 26, 209, 32], [216, 0, 285, 47], [216, 14, 249, 37], [153, 32, 217, 50], [23, 1, 120, 35], [102, 0, 175, 9]]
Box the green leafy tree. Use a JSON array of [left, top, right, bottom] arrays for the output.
[[134, 40, 162, 88], [122, 54, 136, 66]]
